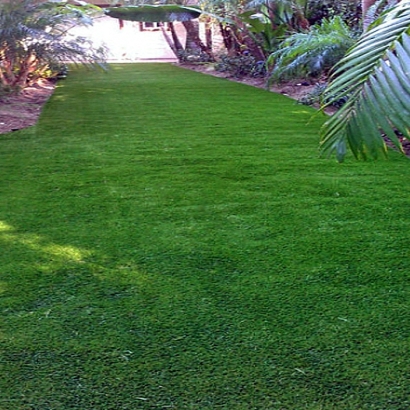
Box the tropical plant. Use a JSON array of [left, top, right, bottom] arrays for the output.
[[307, 0, 362, 28], [238, 9, 288, 55], [202, 0, 312, 59], [246, 0, 310, 30], [0, 0, 106, 92], [320, 0, 410, 161], [105, 4, 201, 22], [362, 0, 378, 17], [362, 0, 398, 29], [215, 52, 266, 77], [266, 16, 356, 82]]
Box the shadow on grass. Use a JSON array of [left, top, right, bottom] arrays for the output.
[[1, 218, 409, 409]]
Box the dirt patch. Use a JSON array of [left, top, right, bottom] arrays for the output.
[[0, 80, 55, 134]]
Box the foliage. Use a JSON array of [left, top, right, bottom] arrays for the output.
[[215, 52, 266, 77], [0, 0, 106, 92], [1, 63, 410, 409], [298, 82, 350, 107], [246, 0, 310, 30], [298, 82, 327, 106], [267, 16, 356, 82], [202, 0, 310, 58], [104, 4, 201, 22], [177, 49, 214, 62], [307, 0, 362, 28], [239, 10, 288, 54], [363, 0, 399, 29], [320, 0, 410, 162]]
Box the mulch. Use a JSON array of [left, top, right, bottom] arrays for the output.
[[0, 80, 55, 134]]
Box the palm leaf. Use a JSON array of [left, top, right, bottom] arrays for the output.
[[267, 16, 355, 82], [320, 1, 410, 161], [105, 5, 201, 23]]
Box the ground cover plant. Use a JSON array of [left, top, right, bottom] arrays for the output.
[[0, 63, 409, 409]]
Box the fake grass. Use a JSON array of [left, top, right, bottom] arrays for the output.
[[0, 63, 409, 409]]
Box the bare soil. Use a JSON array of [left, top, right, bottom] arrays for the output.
[[0, 80, 56, 134]]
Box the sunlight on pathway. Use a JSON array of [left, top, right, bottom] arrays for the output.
[[71, 16, 180, 62]]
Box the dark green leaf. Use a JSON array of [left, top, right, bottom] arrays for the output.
[[105, 5, 201, 23]]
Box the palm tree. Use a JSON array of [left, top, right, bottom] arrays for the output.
[[320, 0, 410, 161], [266, 16, 356, 82], [0, 0, 106, 91]]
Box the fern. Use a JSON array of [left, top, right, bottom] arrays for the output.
[[267, 16, 356, 82]]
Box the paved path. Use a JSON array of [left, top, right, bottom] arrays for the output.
[[72, 16, 181, 62]]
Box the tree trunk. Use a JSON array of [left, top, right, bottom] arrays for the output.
[[205, 19, 212, 52], [219, 23, 241, 56], [15, 53, 37, 87], [182, 20, 214, 60], [160, 25, 178, 58], [237, 21, 266, 60], [160, 22, 184, 60], [0, 57, 17, 87]]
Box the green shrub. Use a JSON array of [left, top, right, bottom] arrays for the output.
[[307, 0, 362, 28], [298, 82, 349, 108], [267, 16, 356, 83], [177, 49, 214, 63], [215, 53, 266, 78]]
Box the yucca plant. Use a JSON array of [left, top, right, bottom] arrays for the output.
[[266, 16, 356, 82], [320, 0, 410, 161]]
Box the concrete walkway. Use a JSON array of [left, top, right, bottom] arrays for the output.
[[72, 16, 181, 62]]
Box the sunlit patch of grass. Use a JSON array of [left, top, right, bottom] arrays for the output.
[[0, 220, 12, 231], [0, 64, 409, 409]]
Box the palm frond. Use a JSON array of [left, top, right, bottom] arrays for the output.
[[105, 5, 202, 22], [267, 16, 355, 82], [320, 1, 410, 161]]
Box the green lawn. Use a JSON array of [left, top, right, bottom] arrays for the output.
[[0, 63, 409, 409]]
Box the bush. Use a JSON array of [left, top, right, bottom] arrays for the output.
[[177, 49, 214, 63], [307, 0, 362, 29], [215, 53, 266, 78], [267, 16, 356, 83], [298, 82, 349, 108]]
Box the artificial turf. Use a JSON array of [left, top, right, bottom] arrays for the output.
[[0, 63, 409, 409]]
